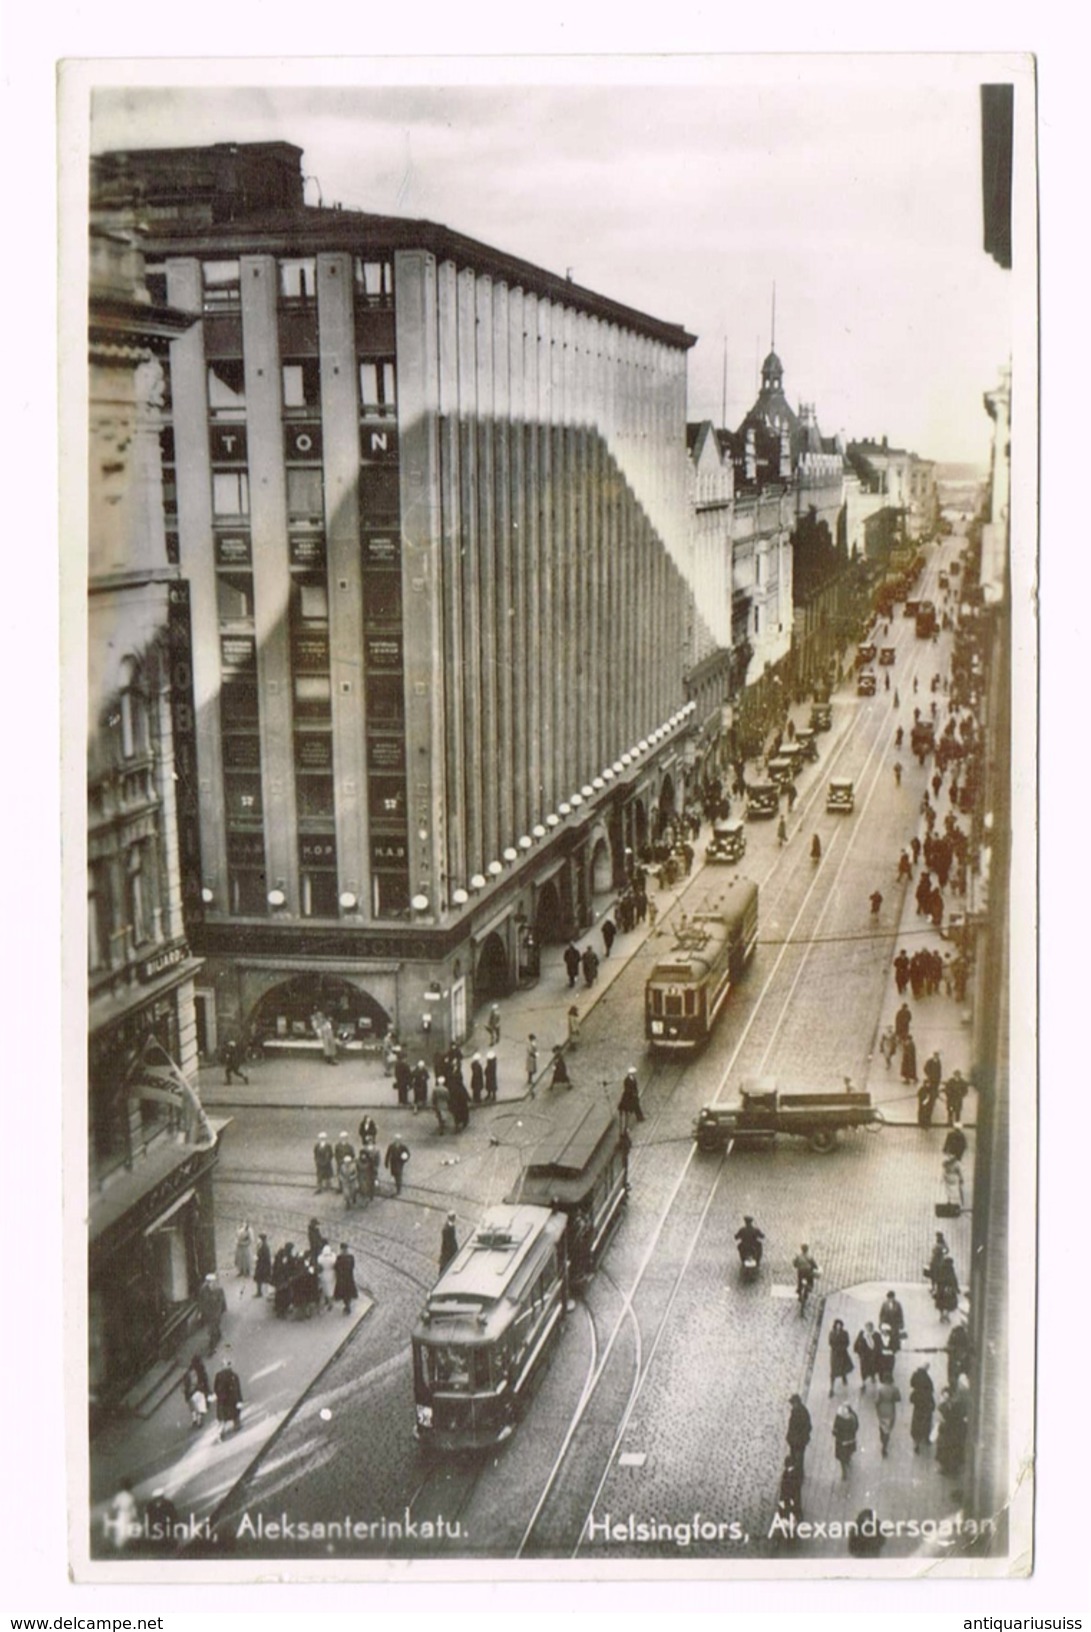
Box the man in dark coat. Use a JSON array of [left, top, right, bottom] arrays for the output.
[[484, 1051, 499, 1103], [384, 1137, 410, 1195], [222, 1036, 249, 1086], [253, 1234, 272, 1297], [563, 943, 582, 988], [900, 1034, 918, 1084], [448, 1073, 471, 1132], [879, 1290, 907, 1350], [943, 1123, 969, 1162], [469, 1053, 485, 1104], [358, 1114, 378, 1148], [411, 1061, 430, 1113], [894, 1002, 913, 1042], [197, 1272, 228, 1356], [909, 1363, 936, 1451], [944, 1070, 969, 1126], [313, 1133, 335, 1192], [440, 1213, 459, 1274], [786, 1395, 813, 1474], [213, 1355, 243, 1439], [581, 946, 599, 988], [601, 918, 617, 957], [333, 1243, 358, 1314], [394, 1055, 412, 1107]]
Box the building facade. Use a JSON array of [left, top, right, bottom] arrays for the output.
[[88, 169, 219, 1419], [97, 143, 711, 1057]]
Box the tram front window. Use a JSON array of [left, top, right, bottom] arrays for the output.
[[664, 990, 683, 1018], [426, 1343, 491, 1391]]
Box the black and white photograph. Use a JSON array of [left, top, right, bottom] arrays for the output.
[[62, 53, 1038, 1584]]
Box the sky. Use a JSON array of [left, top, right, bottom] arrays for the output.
[[86, 62, 1022, 468]]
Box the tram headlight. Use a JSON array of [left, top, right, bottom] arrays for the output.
[[416, 1403, 434, 1428]]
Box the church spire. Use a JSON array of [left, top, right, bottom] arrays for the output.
[[771, 281, 776, 351]]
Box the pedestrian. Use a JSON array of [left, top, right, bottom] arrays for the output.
[[222, 1036, 249, 1086], [900, 1033, 918, 1084], [333, 1131, 355, 1169], [777, 814, 788, 846], [384, 1136, 410, 1195], [943, 1124, 968, 1162], [317, 1238, 337, 1308], [486, 1003, 502, 1047], [879, 1290, 907, 1351], [581, 945, 599, 988], [234, 1220, 255, 1279], [787, 782, 798, 813], [933, 1251, 960, 1322], [894, 1001, 912, 1042], [470, 1052, 485, 1104], [567, 1004, 581, 1049], [947, 1322, 972, 1390], [144, 1488, 180, 1543], [777, 1455, 804, 1525], [253, 1233, 272, 1298], [333, 1242, 358, 1314], [869, 890, 883, 917], [357, 1141, 379, 1200], [272, 1243, 296, 1318], [944, 1070, 969, 1126], [879, 1025, 897, 1071], [847, 1509, 885, 1559], [182, 1354, 210, 1427], [602, 917, 617, 957], [484, 1050, 499, 1103], [786, 1394, 813, 1474], [306, 1216, 325, 1262], [853, 1321, 882, 1390], [942, 1153, 965, 1214], [412, 1060, 430, 1113], [197, 1271, 227, 1356], [448, 1073, 471, 1132], [926, 1232, 950, 1292], [874, 1374, 901, 1458], [909, 1363, 936, 1451], [563, 942, 582, 988], [917, 1081, 938, 1128], [382, 1031, 399, 1077], [440, 1212, 459, 1274], [550, 1045, 572, 1090], [339, 1153, 360, 1209], [832, 1402, 860, 1479], [394, 1053, 411, 1107], [647, 897, 658, 930], [431, 1075, 450, 1134], [358, 1113, 378, 1149], [619, 1067, 645, 1125], [212, 1354, 243, 1440], [525, 1035, 539, 1097], [828, 1318, 854, 1396]]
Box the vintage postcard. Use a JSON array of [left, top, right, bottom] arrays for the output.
[[62, 52, 1038, 1583]]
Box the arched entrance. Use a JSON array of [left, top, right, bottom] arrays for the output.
[[476, 931, 510, 998], [247, 973, 391, 1045], [535, 880, 563, 947], [590, 834, 613, 894], [632, 798, 649, 857]]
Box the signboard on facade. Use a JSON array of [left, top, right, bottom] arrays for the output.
[[209, 425, 248, 464], [299, 836, 337, 867], [284, 423, 323, 463], [360, 423, 399, 464], [215, 533, 251, 566]]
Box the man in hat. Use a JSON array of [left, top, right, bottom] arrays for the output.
[[619, 1068, 645, 1126], [440, 1213, 459, 1274], [384, 1136, 410, 1195], [197, 1271, 228, 1356], [786, 1394, 813, 1475], [944, 1069, 970, 1126], [484, 1050, 499, 1103]]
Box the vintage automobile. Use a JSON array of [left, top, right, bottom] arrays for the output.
[[794, 727, 819, 762], [911, 719, 936, 756], [693, 1078, 884, 1154], [915, 601, 937, 638], [879, 646, 896, 666], [706, 818, 747, 864], [746, 782, 780, 820], [856, 670, 877, 696], [826, 777, 855, 813], [767, 755, 796, 788], [856, 642, 877, 667], [810, 702, 833, 733]]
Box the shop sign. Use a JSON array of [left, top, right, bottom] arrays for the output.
[[370, 837, 408, 868], [209, 425, 248, 464], [221, 635, 256, 670], [290, 534, 325, 567], [299, 836, 337, 867], [138, 941, 191, 984], [284, 423, 323, 463], [366, 635, 401, 669], [363, 533, 400, 568], [360, 423, 398, 464], [367, 735, 405, 771], [215, 533, 252, 566]]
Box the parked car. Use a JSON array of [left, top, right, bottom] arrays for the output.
[[856, 642, 877, 667], [810, 702, 833, 732], [794, 727, 819, 762], [826, 777, 855, 813], [856, 670, 877, 696], [767, 756, 795, 788]]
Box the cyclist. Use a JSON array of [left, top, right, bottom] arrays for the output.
[[794, 1244, 819, 1309]]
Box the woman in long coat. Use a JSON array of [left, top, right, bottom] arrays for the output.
[[909, 1363, 936, 1451], [317, 1240, 338, 1309], [828, 1318, 854, 1396], [942, 1155, 965, 1213], [183, 1354, 210, 1427], [933, 1252, 961, 1320], [853, 1322, 882, 1389]]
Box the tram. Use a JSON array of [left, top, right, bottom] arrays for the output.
[[412, 1203, 568, 1454], [506, 1099, 629, 1289], [644, 878, 759, 1051]]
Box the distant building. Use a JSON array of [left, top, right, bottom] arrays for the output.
[[88, 162, 218, 1418], [94, 141, 713, 1055]]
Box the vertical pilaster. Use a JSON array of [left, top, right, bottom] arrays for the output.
[[436, 260, 466, 892], [492, 281, 515, 847], [456, 267, 483, 873]]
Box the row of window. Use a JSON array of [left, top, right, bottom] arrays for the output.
[[207, 358, 397, 421], [88, 840, 160, 974], [198, 256, 394, 310]]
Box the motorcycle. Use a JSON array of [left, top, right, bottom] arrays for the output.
[[735, 1221, 764, 1283]]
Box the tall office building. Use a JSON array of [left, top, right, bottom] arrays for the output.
[[96, 143, 721, 1056]]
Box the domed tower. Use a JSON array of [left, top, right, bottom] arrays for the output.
[[736, 346, 800, 485]]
